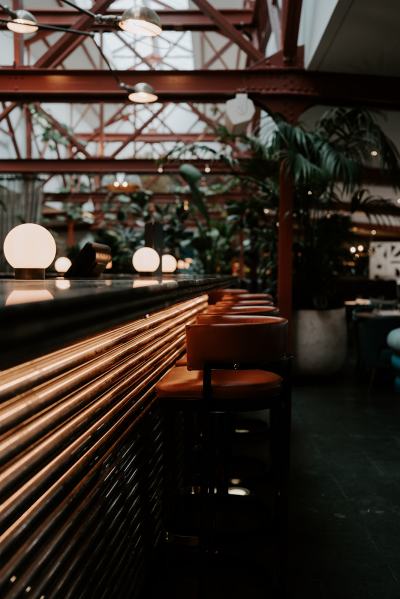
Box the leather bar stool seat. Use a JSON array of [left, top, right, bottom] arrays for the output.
[[221, 292, 273, 302], [208, 288, 246, 304], [206, 305, 279, 316], [216, 300, 274, 307], [157, 367, 282, 404], [197, 314, 282, 325], [237, 293, 274, 301]]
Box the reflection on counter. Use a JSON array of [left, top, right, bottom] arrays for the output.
[[0, 276, 185, 308], [133, 278, 160, 288], [6, 289, 54, 305], [55, 279, 71, 291]]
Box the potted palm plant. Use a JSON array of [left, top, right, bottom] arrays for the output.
[[267, 107, 400, 374], [164, 107, 400, 374]]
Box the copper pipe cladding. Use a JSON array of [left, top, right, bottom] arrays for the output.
[[0, 295, 208, 599]]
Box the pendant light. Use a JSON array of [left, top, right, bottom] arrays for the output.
[[6, 8, 38, 33], [119, 5, 161, 37], [127, 82, 158, 104]]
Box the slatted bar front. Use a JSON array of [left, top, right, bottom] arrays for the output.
[[0, 294, 208, 599]]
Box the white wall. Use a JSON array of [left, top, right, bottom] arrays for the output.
[[300, 0, 351, 68]]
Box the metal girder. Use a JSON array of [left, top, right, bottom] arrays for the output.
[[192, 0, 265, 63], [254, 0, 271, 55], [76, 133, 217, 142], [281, 0, 303, 64], [18, 8, 254, 31], [111, 105, 166, 158], [44, 192, 245, 203], [2, 69, 400, 113], [0, 159, 232, 174], [35, 0, 114, 68]]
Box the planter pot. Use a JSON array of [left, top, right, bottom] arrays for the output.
[[293, 308, 347, 376]]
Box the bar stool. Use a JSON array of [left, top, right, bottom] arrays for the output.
[[221, 292, 274, 303], [216, 300, 274, 307], [175, 315, 281, 367], [156, 318, 291, 587], [208, 288, 247, 304], [206, 305, 279, 316]]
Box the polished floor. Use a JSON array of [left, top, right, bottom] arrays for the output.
[[150, 372, 400, 599]]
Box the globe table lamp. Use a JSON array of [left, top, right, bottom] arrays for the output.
[[161, 254, 177, 274], [132, 246, 160, 276], [54, 256, 72, 274], [3, 223, 57, 279]]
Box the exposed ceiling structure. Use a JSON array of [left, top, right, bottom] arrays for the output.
[[1, 0, 400, 217]]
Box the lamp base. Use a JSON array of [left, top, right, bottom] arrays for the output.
[[14, 268, 45, 280]]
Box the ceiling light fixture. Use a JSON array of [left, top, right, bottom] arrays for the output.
[[6, 8, 38, 33], [119, 5, 162, 37], [126, 82, 158, 104], [0, 2, 93, 37], [59, 1, 162, 37]]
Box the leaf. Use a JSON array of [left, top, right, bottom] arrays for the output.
[[179, 164, 202, 185]]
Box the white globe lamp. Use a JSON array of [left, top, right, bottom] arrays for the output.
[[132, 246, 160, 275], [161, 254, 177, 274], [3, 223, 57, 279], [54, 256, 72, 274]]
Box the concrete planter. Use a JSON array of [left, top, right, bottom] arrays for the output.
[[293, 307, 347, 376]]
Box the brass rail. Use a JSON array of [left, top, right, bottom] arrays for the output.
[[0, 294, 207, 599]]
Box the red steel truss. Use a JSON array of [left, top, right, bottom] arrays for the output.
[[1, 68, 399, 111]]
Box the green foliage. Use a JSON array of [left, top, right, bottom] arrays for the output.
[[61, 106, 400, 287], [29, 105, 71, 150], [178, 164, 209, 222], [190, 217, 235, 274]]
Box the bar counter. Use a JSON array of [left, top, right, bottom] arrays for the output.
[[0, 274, 233, 599]]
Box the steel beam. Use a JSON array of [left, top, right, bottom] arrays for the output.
[[44, 191, 245, 203], [76, 133, 217, 142], [0, 159, 232, 174], [2, 68, 400, 112], [192, 0, 264, 62], [281, 0, 303, 64], [18, 8, 254, 31], [35, 0, 114, 68]]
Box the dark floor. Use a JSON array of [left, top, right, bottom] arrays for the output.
[[150, 373, 400, 599]]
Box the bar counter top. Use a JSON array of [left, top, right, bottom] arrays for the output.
[[0, 274, 233, 369]]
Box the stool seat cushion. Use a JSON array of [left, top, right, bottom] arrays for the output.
[[156, 366, 282, 401]]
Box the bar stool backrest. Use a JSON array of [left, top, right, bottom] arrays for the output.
[[186, 320, 288, 371], [217, 300, 274, 306], [221, 293, 273, 302], [207, 305, 279, 315], [208, 288, 246, 304], [197, 314, 283, 325]]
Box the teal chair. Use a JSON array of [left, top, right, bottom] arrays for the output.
[[387, 328, 400, 392]]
